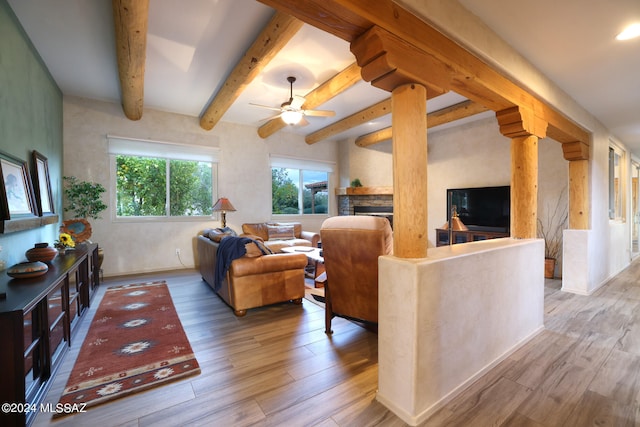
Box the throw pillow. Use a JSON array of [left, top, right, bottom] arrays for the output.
[[267, 224, 295, 241], [244, 238, 274, 257], [207, 227, 237, 242], [244, 242, 263, 257]]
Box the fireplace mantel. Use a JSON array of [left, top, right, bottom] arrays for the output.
[[336, 187, 393, 216], [335, 186, 393, 195]]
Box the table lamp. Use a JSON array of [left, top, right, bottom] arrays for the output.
[[212, 197, 236, 228]]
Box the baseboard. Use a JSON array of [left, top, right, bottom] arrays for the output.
[[103, 267, 197, 281]]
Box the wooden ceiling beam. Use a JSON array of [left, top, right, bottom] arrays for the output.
[[199, 12, 303, 131], [258, 61, 362, 138], [112, 0, 149, 121], [305, 98, 391, 144], [355, 100, 489, 147], [257, 0, 590, 148]]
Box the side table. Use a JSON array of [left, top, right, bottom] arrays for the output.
[[281, 246, 325, 287]]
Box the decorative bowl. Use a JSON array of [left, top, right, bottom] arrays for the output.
[[7, 261, 49, 279], [25, 243, 58, 263]]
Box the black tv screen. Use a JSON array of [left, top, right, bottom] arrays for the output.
[[446, 186, 510, 232]]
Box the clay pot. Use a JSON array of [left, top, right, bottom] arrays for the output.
[[25, 243, 58, 263], [544, 257, 556, 279]]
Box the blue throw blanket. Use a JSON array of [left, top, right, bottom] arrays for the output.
[[214, 236, 252, 291]]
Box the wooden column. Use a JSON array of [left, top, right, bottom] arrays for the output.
[[568, 159, 590, 229], [392, 84, 428, 258], [511, 135, 539, 238], [497, 106, 546, 239], [561, 141, 590, 230]]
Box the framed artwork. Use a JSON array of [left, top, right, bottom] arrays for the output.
[[31, 150, 54, 215], [0, 152, 37, 220]]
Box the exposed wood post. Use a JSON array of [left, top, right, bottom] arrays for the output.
[[510, 135, 539, 238], [568, 159, 590, 229], [112, 0, 149, 121], [562, 141, 590, 230], [392, 84, 428, 258], [497, 106, 546, 239]]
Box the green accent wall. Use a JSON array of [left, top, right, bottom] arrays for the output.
[[0, 0, 63, 268]]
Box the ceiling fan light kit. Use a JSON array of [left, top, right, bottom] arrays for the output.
[[281, 109, 303, 125], [250, 75, 335, 126]]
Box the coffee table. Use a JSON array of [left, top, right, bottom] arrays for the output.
[[281, 246, 325, 287]]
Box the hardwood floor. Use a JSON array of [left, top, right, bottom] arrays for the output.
[[34, 259, 640, 426]]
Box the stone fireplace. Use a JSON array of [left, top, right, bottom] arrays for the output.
[[336, 186, 393, 225]]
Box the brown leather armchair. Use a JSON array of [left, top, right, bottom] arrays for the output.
[[320, 215, 393, 334]]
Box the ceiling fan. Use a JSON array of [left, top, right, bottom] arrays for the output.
[[250, 76, 335, 125]]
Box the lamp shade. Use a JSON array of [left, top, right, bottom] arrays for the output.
[[212, 197, 236, 212], [441, 205, 468, 231]]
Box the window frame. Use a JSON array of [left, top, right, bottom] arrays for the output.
[[270, 155, 334, 217], [108, 136, 219, 222], [609, 142, 626, 222]]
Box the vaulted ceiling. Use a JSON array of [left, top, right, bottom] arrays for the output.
[[6, 0, 640, 154]]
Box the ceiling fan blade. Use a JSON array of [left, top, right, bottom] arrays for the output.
[[298, 116, 310, 127], [259, 113, 283, 122], [290, 95, 306, 110], [249, 103, 282, 112], [303, 109, 336, 117]]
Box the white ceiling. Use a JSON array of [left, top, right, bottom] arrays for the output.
[[6, 0, 640, 153]]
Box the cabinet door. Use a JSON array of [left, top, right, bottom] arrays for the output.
[[47, 281, 67, 367], [68, 267, 81, 334], [24, 304, 44, 402], [454, 232, 468, 244], [437, 230, 449, 246]]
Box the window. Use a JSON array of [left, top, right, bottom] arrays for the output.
[[270, 155, 334, 215], [109, 136, 218, 218], [632, 161, 639, 253], [609, 143, 625, 221]]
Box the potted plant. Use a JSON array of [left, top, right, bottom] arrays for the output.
[[350, 178, 363, 188], [63, 176, 107, 220], [62, 176, 107, 268], [537, 189, 568, 279]]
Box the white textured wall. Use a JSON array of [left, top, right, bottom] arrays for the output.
[[378, 238, 545, 425], [63, 96, 337, 277], [343, 138, 393, 188]]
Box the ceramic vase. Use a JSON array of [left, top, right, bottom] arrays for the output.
[[25, 243, 58, 263]]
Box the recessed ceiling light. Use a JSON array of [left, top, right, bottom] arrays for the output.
[[616, 23, 640, 41]]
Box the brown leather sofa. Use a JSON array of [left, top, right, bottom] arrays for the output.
[[241, 222, 320, 252], [320, 215, 393, 334], [197, 228, 307, 316]]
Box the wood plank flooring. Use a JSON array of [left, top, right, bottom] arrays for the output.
[[33, 259, 640, 426]]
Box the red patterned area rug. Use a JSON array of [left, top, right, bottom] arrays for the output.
[[55, 280, 200, 415]]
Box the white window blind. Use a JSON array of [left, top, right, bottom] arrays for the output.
[[108, 135, 220, 162], [270, 154, 335, 173]]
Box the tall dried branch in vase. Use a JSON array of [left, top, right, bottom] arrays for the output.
[[537, 187, 568, 260]]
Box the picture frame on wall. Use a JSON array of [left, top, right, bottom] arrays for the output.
[[0, 151, 37, 220], [31, 150, 54, 216]]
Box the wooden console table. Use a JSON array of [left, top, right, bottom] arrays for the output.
[[436, 228, 509, 246], [0, 243, 99, 427]]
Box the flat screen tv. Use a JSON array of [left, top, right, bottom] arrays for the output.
[[446, 185, 510, 232]]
